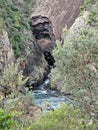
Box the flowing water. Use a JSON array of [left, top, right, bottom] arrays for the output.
[[33, 79, 68, 111]]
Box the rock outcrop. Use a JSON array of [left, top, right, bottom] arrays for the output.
[[65, 11, 90, 41], [31, 0, 84, 39], [26, 15, 56, 86], [31, 15, 55, 52], [24, 42, 49, 87], [0, 29, 14, 75]]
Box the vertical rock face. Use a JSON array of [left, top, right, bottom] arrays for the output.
[[24, 41, 49, 87], [30, 15, 56, 73], [31, 0, 84, 39], [65, 11, 89, 41], [0, 29, 14, 75], [31, 15, 55, 52], [24, 15, 56, 87], [28, 0, 84, 87]]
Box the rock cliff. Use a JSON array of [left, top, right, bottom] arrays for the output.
[[24, 41, 49, 87], [0, 29, 14, 75], [0, 0, 84, 88], [65, 11, 90, 41], [31, 0, 84, 39], [31, 15, 55, 52]]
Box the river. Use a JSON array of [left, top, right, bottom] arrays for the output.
[[33, 78, 70, 111]]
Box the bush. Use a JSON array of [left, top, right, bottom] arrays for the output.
[[50, 26, 98, 121], [28, 105, 97, 130], [0, 109, 14, 130], [81, 0, 98, 27], [0, 63, 28, 98], [0, 0, 35, 57]]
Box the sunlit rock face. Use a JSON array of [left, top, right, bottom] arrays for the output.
[[0, 29, 14, 75], [65, 11, 89, 41], [31, 0, 84, 40]]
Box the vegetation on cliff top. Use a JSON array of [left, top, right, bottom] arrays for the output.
[[0, 0, 35, 57], [80, 0, 98, 27]]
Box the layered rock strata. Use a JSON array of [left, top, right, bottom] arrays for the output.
[[31, 15, 55, 52], [31, 0, 84, 39]]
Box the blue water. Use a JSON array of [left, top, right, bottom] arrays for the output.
[[33, 79, 67, 111]]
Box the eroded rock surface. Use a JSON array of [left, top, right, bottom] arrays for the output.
[[25, 0, 85, 87], [24, 44, 49, 87], [31, 0, 84, 39], [31, 15, 55, 52], [27, 15, 56, 84], [65, 11, 89, 41], [0, 29, 14, 75]]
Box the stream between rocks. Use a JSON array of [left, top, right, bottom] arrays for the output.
[[33, 78, 70, 111], [31, 15, 71, 111]]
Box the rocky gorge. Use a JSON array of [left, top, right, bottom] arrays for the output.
[[1, 0, 98, 129], [0, 0, 86, 114], [23, 0, 84, 88], [0, 0, 84, 89]]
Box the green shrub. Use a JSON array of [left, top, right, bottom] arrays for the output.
[[0, 109, 14, 130], [28, 105, 97, 130], [80, 0, 98, 27], [0, 0, 35, 57], [0, 63, 28, 98]]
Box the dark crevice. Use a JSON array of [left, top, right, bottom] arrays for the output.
[[44, 51, 55, 68]]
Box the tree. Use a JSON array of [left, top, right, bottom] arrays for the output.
[[0, 63, 28, 98], [50, 26, 98, 121]]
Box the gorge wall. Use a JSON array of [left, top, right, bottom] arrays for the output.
[[0, 29, 14, 75], [26, 0, 84, 87], [31, 0, 84, 40], [0, 0, 84, 88]]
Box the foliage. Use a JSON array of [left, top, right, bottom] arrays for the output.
[[0, 63, 28, 98], [0, 18, 5, 34], [50, 26, 98, 121], [1, 92, 34, 118], [28, 105, 97, 130], [0, 0, 35, 57], [80, 0, 98, 27], [0, 105, 97, 130], [0, 109, 14, 130]]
